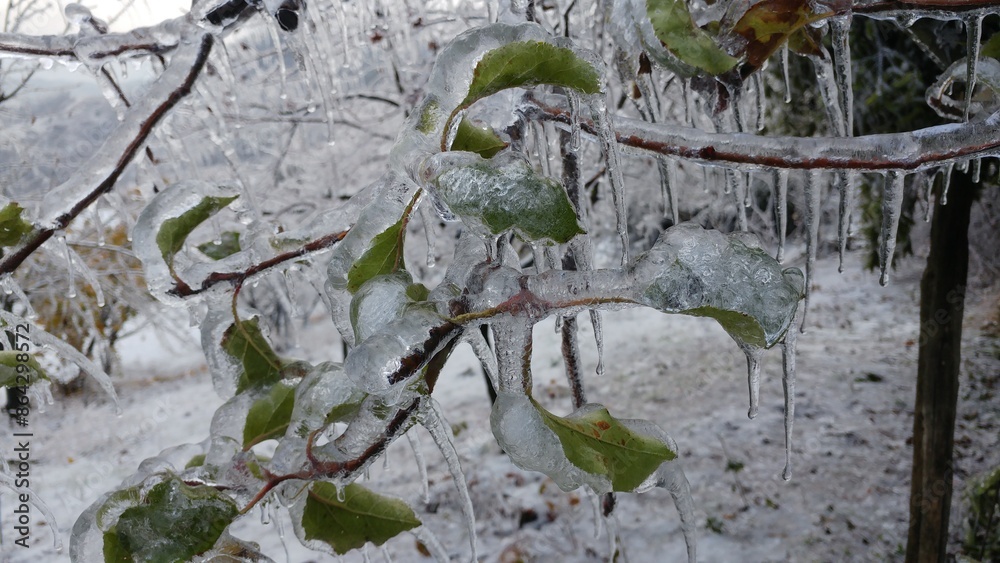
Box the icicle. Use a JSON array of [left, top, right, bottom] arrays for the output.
[[406, 432, 430, 504], [781, 313, 798, 481], [591, 309, 604, 378], [941, 162, 954, 205], [728, 170, 748, 231], [214, 40, 240, 121], [879, 171, 906, 286], [972, 158, 982, 183], [0, 473, 62, 550], [1, 276, 36, 320], [568, 91, 582, 152], [289, 6, 338, 143], [965, 15, 983, 122], [421, 399, 477, 561], [418, 199, 438, 268], [592, 104, 629, 265], [811, 52, 847, 137], [743, 346, 763, 419], [753, 72, 766, 131], [66, 244, 105, 307], [92, 204, 105, 247], [264, 8, 289, 101], [745, 171, 754, 209], [837, 171, 856, 273], [0, 310, 119, 410], [781, 44, 792, 103], [802, 170, 821, 324], [682, 78, 693, 125], [103, 192, 132, 238], [925, 172, 935, 222], [829, 16, 855, 137], [773, 169, 788, 262], [57, 236, 77, 299], [659, 158, 679, 225]]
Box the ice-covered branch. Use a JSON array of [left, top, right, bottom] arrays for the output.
[[167, 228, 350, 297], [529, 100, 1000, 172], [0, 34, 213, 276]]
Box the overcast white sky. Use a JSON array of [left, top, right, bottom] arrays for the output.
[[7, 0, 190, 34]]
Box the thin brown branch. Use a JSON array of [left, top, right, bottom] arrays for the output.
[[0, 34, 213, 276], [168, 228, 350, 297]]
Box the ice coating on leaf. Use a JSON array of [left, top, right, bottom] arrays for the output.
[[350, 272, 413, 344], [390, 22, 578, 174], [325, 175, 412, 342], [630, 224, 804, 348], [133, 181, 241, 302], [420, 150, 584, 245], [879, 171, 906, 286], [491, 392, 613, 493], [420, 399, 477, 561]]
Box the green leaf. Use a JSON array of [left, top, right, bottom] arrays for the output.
[[185, 454, 206, 469], [461, 41, 601, 109], [983, 31, 1000, 60], [346, 220, 405, 294], [430, 154, 584, 244], [197, 231, 241, 260], [633, 225, 804, 348], [450, 118, 508, 158], [222, 318, 282, 394], [0, 351, 47, 388], [731, 0, 842, 71], [156, 195, 237, 270], [103, 477, 238, 563], [534, 399, 675, 492], [646, 0, 738, 75], [242, 380, 296, 449], [0, 203, 33, 247], [301, 482, 420, 555], [406, 283, 430, 302]]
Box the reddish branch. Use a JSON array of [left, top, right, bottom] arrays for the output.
[[0, 34, 213, 277], [528, 100, 1000, 172], [167, 228, 350, 297]]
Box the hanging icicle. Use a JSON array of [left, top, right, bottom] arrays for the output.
[[802, 170, 821, 326], [782, 309, 799, 481], [878, 171, 906, 286], [773, 169, 788, 262], [965, 15, 983, 122]]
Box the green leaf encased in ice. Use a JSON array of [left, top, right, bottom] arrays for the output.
[[0, 203, 33, 247], [534, 399, 676, 492], [646, 0, 738, 75], [156, 195, 237, 269], [635, 226, 804, 348], [243, 380, 296, 449], [432, 158, 584, 243], [451, 118, 508, 158], [222, 317, 283, 393], [0, 351, 47, 387], [102, 477, 238, 563], [301, 482, 420, 555], [197, 231, 241, 260], [462, 41, 601, 109], [346, 219, 405, 294]]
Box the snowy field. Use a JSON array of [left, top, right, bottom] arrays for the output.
[[1, 246, 997, 562]]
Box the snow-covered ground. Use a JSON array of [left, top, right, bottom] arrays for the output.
[[1, 246, 997, 562]]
